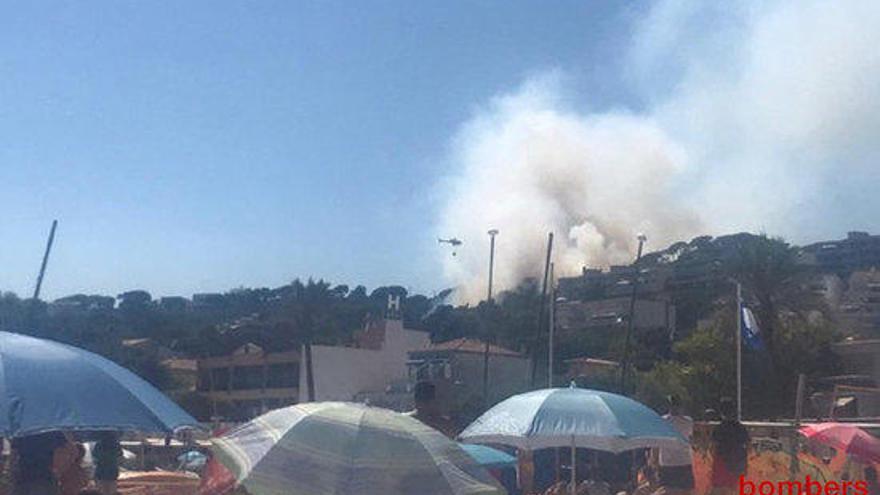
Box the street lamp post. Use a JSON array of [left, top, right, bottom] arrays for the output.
[[619, 233, 647, 394], [483, 229, 499, 407], [548, 265, 564, 388], [487, 229, 499, 301]]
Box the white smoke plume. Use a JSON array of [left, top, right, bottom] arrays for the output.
[[437, 75, 701, 303], [437, 0, 880, 303]]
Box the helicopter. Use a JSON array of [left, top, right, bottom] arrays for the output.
[[438, 237, 462, 256]]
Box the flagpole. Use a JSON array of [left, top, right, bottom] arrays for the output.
[[736, 282, 743, 422]]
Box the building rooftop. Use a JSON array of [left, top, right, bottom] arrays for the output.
[[565, 357, 620, 367], [833, 338, 880, 350], [416, 338, 523, 357], [160, 358, 197, 372], [121, 338, 152, 348]]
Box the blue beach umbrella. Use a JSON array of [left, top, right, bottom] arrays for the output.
[[0, 331, 199, 437], [460, 386, 685, 495], [178, 450, 208, 470], [459, 386, 685, 453], [460, 443, 516, 469]]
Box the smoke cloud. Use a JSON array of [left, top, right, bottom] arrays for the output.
[[437, 0, 880, 303]]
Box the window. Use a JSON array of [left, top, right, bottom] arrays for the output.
[[267, 363, 299, 388], [197, 369, 211, 391], [416, 365, 429, 381], [232, 365, 264, 390], [429, 361, 451, 380], [212, 368, 230, 390]]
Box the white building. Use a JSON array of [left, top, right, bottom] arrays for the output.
[[298, 295, 430, 407], [407, 338, 531, 414]]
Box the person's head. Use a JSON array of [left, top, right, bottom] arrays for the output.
[[866, 466, 877, 483], [719, 397, 735, 420], [639, 464, 655, 485], [95, 430, 120, 445], [414, 381, 438, 414], [667, 395, 682, 415]]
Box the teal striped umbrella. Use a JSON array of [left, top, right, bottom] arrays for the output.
[[212, 402, 505, 495], [459, 444, 516, 469]]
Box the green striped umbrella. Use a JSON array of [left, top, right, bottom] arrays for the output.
[[212, 402, 506, 495]]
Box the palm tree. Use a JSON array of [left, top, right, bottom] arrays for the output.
[[729, 234, 822, 357], [273, 279, 339, 402]]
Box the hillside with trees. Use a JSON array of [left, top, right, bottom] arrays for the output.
[[0, 233, 850, 420]]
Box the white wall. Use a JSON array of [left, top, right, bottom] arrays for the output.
[[298, 319, 429, 402]]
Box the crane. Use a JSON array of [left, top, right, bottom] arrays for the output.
[[33, 220, 58, 300]]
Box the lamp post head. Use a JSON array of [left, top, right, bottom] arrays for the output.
[[637, 233, 647, 243], [488, 229, 499, 237]]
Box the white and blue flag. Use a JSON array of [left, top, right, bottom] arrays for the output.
[[740, 305, 765, 350]]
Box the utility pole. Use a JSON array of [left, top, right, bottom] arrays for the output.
[[736, 282, 743, 421], [619, 233, 647, 394], [305, 342, 316, 402], [483, 229, 499, 407], [531, 232, 554, 387], [33, 220, 58, 301]]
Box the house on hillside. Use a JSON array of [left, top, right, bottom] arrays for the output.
[[192, 296, 429, 420], [837, 269, 880, 337], [299, 295, 430, 410], [556, 298, 675, 333], [121, 338, 180, 361], [407, 338, 531, 416], [801, 231, 880, 276], [196, 343, 300, 421]]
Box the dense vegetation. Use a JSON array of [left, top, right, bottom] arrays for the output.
[[0, 234, 845, 420]]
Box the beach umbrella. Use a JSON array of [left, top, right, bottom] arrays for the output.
[[0, 331, 199, 437], [800, 423, 880, 463], [179, 450, 208, 470], [460, 386, 685, 452], [459, 386, 686, 495], [460, 443, 516, 469], [211, 402, 505, 495], [197, 455, 237, 495]]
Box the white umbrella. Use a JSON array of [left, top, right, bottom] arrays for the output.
[[212, 402, 505, 495]]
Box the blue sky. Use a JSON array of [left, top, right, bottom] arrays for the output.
[[0, 1, 641, 299]]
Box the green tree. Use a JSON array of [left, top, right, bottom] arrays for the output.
[[663, 299, 841, 419], [634, 361, 692, 413], [671, 307, 737, 414], [729, 235, 823, 356], [269, 279, 349, 401]]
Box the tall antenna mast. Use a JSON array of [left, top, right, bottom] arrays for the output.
[[33, 220, 58, 300]]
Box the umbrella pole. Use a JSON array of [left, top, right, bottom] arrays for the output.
[[555, 448, 560, 484], [571, 436, 577, 495]]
